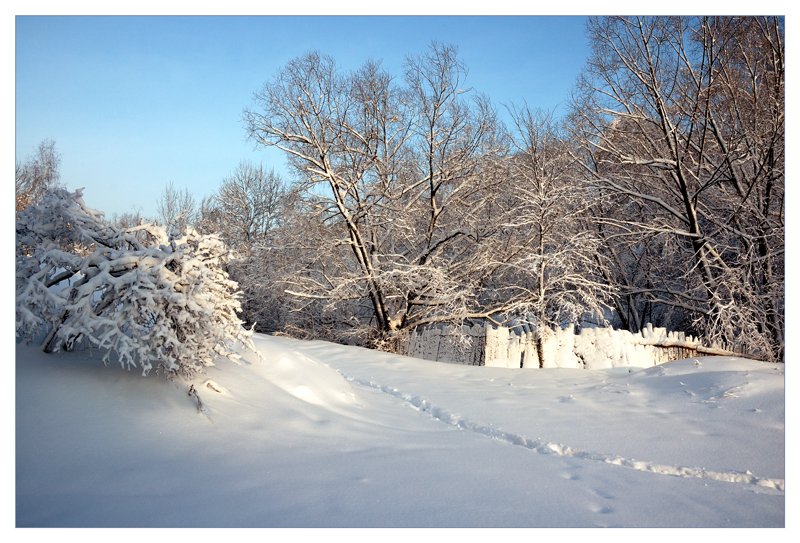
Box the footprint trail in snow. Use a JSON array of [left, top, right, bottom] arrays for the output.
[[333, 369, 784, 494]]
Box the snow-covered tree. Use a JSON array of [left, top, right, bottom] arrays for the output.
[[501, 107, 615, 366], [571, 16, 784, 361], [195, 163, 296, 333], [243, 44, 528, 348], [16, 188, 255, 377], [203, 162, 288, 251]]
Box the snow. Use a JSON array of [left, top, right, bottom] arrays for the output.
[[15, 188, 256, 378], [14, 332, 786, 531]]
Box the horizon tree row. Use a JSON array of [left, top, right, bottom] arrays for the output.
[[228, 17, 783, 361], [235, 41, 614, 353], [17, 16, 783, 363]]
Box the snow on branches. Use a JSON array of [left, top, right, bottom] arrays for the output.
[[16, 188, 255, 377]]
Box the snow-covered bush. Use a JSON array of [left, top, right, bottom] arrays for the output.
[[16, 188, 255, 377]]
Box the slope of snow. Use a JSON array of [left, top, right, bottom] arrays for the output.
[[15, 333, 785, 528]]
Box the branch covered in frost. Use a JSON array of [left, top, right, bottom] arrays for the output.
[[16, 188, 256, 377]]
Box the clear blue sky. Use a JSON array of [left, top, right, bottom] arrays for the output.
[[16, 15, 591, 219]]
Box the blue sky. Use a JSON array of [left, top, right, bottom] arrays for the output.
[[16, 15, 591, 219]]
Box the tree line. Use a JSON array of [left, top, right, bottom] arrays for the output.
[[17, 16, 784, 366]]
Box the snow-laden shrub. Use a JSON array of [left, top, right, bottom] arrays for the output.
[[16, 188, 255, 376]]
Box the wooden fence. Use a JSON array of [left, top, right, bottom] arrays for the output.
[[404, 322, 743, 369], [405, 323, 486, 366]]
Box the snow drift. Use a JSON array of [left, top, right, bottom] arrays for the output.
[[15, 333, 784, 528]]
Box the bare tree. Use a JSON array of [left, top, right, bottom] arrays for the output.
[[156, 181, 196, 235], [16, 139, 61, 211], [503, 106, 615, 366], [194, 195, 222, 236], [195, 163, 294, 333], [244, 44, 524, 347], [207, 162, 287, 252], [571, 16, 784, 361]]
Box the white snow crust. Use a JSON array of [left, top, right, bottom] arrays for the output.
[[14, 333, 786, 530]]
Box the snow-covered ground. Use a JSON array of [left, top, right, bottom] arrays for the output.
[[15, 333, 785, 528]]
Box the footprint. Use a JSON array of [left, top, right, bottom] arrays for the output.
[[591, 488, 615, 500], [589, 503, 614, 515]]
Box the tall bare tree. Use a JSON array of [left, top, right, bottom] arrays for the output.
[[503, 107, 614, 366], [244, 44, 526, 347], [571, 16, 784, 361]]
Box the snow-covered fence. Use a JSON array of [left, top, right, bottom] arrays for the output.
[[405, 323, 485, 366], [570, 324, 705, 369], [406, 322, 731, 369]]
